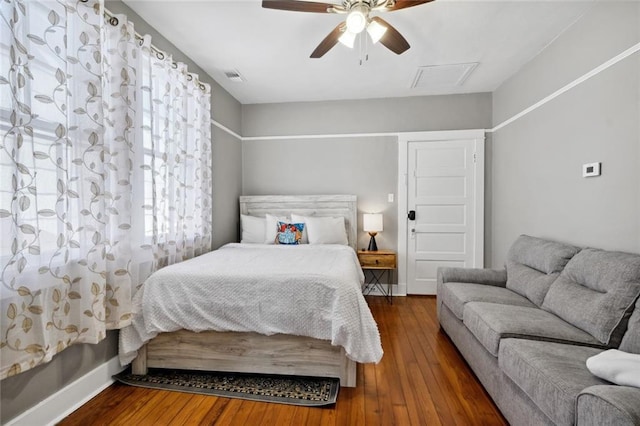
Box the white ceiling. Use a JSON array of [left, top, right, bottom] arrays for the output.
[[121, 0, 595, 105]]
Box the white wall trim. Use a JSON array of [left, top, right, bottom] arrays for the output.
[[6, 356, 125, 426], [397, 129, 485, 295], [242, 131, 399, 141], [473, 137, 485, 268], [397, 134, 408, 294], [212, 117, 242, 140], [489, 41, 640, 133]]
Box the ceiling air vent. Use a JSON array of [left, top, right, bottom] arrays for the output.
[[411, 63, 479, 89], [224, 69, 245, 83]]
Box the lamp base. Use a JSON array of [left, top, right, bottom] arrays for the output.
[[367, 233, 378, 251]]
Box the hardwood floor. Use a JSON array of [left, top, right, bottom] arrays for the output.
[[59, 296, 507, 425]]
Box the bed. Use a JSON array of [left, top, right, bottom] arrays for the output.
[[119, 195, 382, 387]]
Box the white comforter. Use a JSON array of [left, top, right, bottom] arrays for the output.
[[119, 243, 383, 365]]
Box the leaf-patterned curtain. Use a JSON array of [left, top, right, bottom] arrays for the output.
[[0, 0, 212, 379]]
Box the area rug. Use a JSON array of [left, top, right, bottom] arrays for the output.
[[114, 369, 339, 407]]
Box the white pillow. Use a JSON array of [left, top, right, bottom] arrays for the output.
[[586, 349, 640, 388], [265, 213, 289, 244], [304, 216, 348, 245], [290, 214, 310, 244], [240, 214, 266, 243]]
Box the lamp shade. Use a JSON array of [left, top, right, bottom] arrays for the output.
[[366, 19, 387, 44], [363, 213, 383, 233], [338, 30, 357, 48]]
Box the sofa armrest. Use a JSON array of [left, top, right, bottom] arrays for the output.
[[577, 385, 640, 426], [437, 267, 507, 288]]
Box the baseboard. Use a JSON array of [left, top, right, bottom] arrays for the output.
[[364, 283, 407, 297], [7, 356, 125, 426], [396, 283, 407, 296]]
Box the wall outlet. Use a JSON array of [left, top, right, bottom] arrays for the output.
[[388, 193, 394, 203], [582, 162, 601, 177]]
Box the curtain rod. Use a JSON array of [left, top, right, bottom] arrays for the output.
[[103, 7, 207, 91]]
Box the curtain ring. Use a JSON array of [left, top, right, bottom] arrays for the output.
[[156, 51, 165, 60], [172, 62, 178, 69], [187, 74, 193, 81], [109, 16, 119, 26]]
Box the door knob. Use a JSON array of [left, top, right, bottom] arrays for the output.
[[408, 210, 416, 220]]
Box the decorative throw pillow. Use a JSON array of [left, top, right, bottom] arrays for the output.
[[265, 213, 289, 244], [276, 222, 305, 245]]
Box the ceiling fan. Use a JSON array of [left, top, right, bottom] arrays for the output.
[[262, 0, 434, 58]]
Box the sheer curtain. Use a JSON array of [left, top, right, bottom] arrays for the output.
[[102, 11, 212, 284], [0, 0, 212, 379]]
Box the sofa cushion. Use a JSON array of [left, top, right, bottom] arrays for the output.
[[506, 263, 560, 307], [620, 300, 640, 354], [499, 339, 608, 426], [463, 302, 604, 357], [441, 282, 536, 320], [577, 386, 640, 426], [542, 248, 640, 346], [506, 235, 580, 306]]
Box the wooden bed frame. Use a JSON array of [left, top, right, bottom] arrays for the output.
[[131, 195, 360, 387]]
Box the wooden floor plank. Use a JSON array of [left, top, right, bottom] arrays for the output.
[[58, 384, 136, 426], [106, 388, 167, 425], [286, 405, 310, 426], [389, 298, 444, 425], [412, 297, 506, 425], [403, 297, 469, 425], [134, 389, 192, 425], [362, 360, 380, 425], [59, 296, 507, 426], [209, 398, 243, 425], [165, 394, 214, 425]]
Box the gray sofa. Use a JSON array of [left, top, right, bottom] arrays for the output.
[[437, 235, 640, 426]]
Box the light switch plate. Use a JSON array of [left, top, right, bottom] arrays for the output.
[[582, 162, 601, 177], [388, 193, 394, 203]]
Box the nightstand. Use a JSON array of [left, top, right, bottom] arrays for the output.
[[357, 249, 397, 304]]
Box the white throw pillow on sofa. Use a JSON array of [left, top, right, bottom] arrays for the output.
[[586, 349, 640, 388]]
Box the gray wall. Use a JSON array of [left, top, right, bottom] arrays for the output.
[[489, 2, 640, 267], [243, 136, 398, 250], [242, 93, 493, 254], [1, 332, 118, 424], [1, 2, 243, 423], [242, 94, 491, 137]]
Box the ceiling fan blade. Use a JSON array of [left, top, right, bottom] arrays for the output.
[[262, 0, 335, 13], [386, 0, 434, 12], [310, 23, 345, 58], [371, 16, 410, 55]]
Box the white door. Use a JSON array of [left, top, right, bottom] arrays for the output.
[[405, 135, 484, 295]]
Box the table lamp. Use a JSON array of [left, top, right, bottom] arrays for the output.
[[363, 213, 383, 251]]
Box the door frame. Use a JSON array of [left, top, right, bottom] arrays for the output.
[[397, 129, 485, 295]]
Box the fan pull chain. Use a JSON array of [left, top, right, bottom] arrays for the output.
[[358, 32, 370, 66]]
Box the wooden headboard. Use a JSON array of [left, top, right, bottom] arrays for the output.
[[239, 195, 358, 250]]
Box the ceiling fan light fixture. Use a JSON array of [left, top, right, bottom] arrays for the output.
[[366, 19, 387, 44], [338, 29, 357, 48], [345, 9, 367, 34]]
